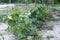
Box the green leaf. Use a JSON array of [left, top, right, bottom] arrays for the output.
[[8, 20, 16, 27], [12, 14, 20, 21], [12, 8, 20, 14], [24, 17, 31, 24]]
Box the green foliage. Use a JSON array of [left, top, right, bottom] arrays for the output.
[[30, 4, 53, 21], [0, 0, 59, 4], [0, 4, 53, 40]]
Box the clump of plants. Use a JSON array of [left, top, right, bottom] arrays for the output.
[[0, 4, 54, 40]]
